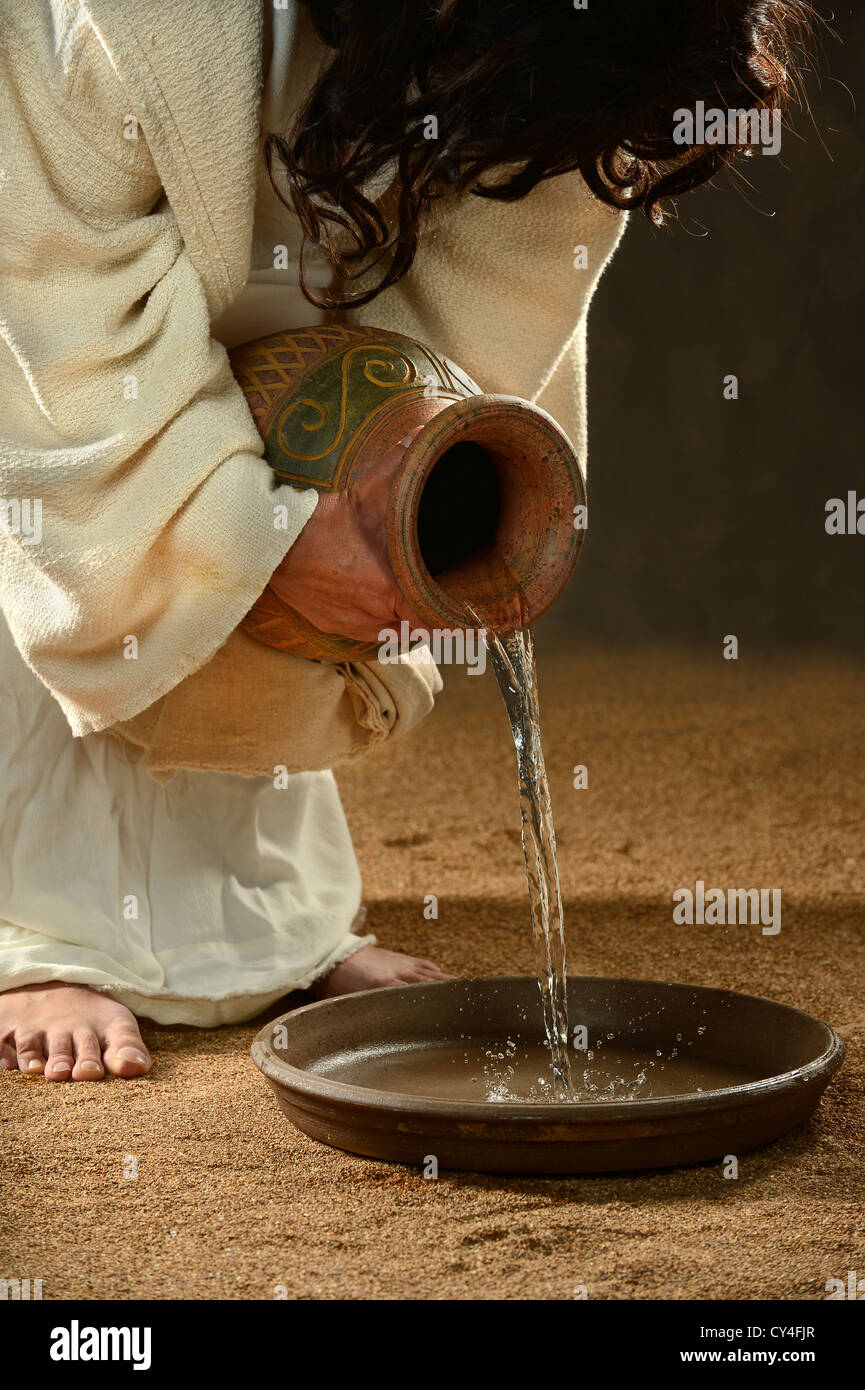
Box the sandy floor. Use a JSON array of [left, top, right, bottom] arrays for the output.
[[2, 644, 863, 1300]]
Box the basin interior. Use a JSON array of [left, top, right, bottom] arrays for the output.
[[269, 976, 834, 1107]]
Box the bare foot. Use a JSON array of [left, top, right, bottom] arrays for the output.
[[315, 945, 454, 999], [0, 982, 151, 1081]]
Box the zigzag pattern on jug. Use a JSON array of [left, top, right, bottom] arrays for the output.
[[232, 325, 375, 434]]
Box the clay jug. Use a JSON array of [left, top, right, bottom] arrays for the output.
[[230, 324, 585, 661]]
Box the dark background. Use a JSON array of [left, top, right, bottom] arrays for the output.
[[545, 4, 863, 654]]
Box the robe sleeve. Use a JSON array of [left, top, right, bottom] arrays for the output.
[[0, 9, 317, 736], [345, 167, 626, 477]]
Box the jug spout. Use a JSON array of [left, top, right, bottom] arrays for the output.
[[386, 392, 584, 639]]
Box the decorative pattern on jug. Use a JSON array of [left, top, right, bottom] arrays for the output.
[[231, 324, 480, 491]]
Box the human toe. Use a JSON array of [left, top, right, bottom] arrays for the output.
[[72, 1028, 105, 1081], [44, 1031, 75, 1081], [102, 1020, 151, 1077], [14, 1031, 45, 1074]]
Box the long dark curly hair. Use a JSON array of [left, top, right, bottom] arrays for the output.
[[265, 0, 817, 309]]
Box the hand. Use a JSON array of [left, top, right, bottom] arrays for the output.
[[270, 431, 426, 642]]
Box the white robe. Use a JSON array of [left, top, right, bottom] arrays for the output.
[[0, 2, 373, 1025]]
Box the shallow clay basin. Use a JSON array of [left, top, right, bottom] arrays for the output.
[[251, 976, 844, 1174]]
